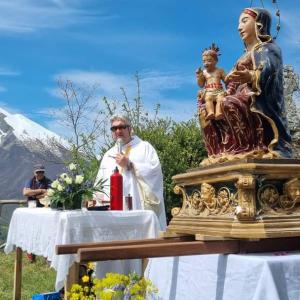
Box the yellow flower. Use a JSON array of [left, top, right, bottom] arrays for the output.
[[73, 272, 158, 299], [82, 275, 89, 283], [51, 180, 59, 189], [47, 189, 54, 196], [69, 163, 77, 170], [65, 176, 73, 184], [57, 184, 64, 191], [60, 173, 68, 179], [75, 175, 84, 184], [99, 289, 115, 300], [129, 283, 142, 295], [70, 294, 80, 300], [87, 262, 95, 270], [70, 284, 83, 293]]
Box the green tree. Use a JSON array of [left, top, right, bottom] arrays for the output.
[[137, 118, 206, 221]]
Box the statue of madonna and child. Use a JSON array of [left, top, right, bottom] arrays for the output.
[[167, 7, 300, 238], [197, 7, 293, 166]]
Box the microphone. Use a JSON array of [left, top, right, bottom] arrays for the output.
[[116, 138, 123, 154]]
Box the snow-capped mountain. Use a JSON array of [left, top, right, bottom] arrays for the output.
[[0, 107, 66, 147], [0, 108, 68, 199]]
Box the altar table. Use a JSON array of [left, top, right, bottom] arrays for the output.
[[4, 207, 160, 292], [145, 252, 300, 300]]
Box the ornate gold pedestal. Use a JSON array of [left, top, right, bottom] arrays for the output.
[[166, 159, 300, 239]]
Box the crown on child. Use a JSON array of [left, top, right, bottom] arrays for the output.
[[202, 43, 220, 60]]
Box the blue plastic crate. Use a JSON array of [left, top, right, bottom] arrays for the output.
[[32, 291, 61, 300]]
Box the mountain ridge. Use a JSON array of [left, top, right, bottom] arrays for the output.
[[0, 108, 67, 200]]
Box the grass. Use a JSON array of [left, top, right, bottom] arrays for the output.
[[0, 250, 57, 300]]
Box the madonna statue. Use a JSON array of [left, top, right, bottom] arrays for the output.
[[198, 7, 293, 165], [168, 7, 300, 239]]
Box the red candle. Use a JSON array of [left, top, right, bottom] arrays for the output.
[[110, 167, 123, 210]]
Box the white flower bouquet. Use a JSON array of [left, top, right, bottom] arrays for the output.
[[47, 163, 105, 210]]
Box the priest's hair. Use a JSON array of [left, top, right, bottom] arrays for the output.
[[110, 114, 132, 127]]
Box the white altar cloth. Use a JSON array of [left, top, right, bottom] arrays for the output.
[[5, 207, 160, 291], [145, 252, 300, 300]]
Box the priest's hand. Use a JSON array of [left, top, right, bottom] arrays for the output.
[[115, 153, 130, 169]]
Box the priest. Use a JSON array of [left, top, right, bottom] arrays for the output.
[[95, 114, 167, 230]]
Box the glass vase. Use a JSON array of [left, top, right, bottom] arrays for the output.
[[63, 195, 83, 210]]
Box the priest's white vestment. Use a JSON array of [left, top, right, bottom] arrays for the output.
[[94, 135, 166, 277], [95, 135, 167, 230]]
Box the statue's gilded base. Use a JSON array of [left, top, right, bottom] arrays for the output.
[[166, 159, 300, 239]]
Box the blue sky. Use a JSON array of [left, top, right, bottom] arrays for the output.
[[0, 0, 299, 137]]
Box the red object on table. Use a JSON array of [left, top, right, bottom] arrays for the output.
[[110, 167, 123, 210]]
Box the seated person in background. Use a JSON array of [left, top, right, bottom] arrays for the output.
[[23, 163, 52, 263], [95, 114, 167, 230], [23, 164, 52, 207]]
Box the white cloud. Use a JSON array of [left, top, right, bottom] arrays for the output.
[[43, 111, 73, 139], [279, 9, 300, 74], [53, 69, 194, 103], [0, 101, 22, 114], [157, 97, 196, 122], [0, 67, 21, 76], [72, 31, 185, 48], [54, 71, 133, 99], [44, 69, 196, 137], [0, 1, 111, 34], [281, 17, 300, 48], [0, 66, 21, 96], [0, 86, 7, 92], [140, 71, 195, 102], [43, 96, 196, 140]]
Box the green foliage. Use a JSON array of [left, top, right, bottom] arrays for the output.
[[137, 118, 206, 220], [0, 252, 56, 300], [0, 224, 8, 244]]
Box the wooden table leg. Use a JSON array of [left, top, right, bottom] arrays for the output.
[[64, 262, 80, 300], [13, 247, 22, 300]]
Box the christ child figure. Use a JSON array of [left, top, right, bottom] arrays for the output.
[[196, 43, 226, 120]]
